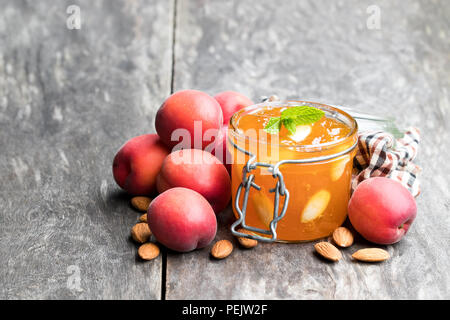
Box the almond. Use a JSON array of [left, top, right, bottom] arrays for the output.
[[139, 213, 147, 223], [131, 222, 152, 244], [131, 196, 152, 212], [330, 155, 350, 181], [236, 228, 258, 249], [301, 190, 331, 223], [352, 248, 390, 262], [138, 243, 160, 260], [288, 125, 311, 143], [332, 227, 354, 247], [314, 242, 342, 261], [251, 192, 274, 229], [211, 240, 233, 259]]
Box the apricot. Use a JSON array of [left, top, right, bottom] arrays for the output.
[[210, 125, 231, 174], [156, 149, 231, 214], [214, 91, 253, 125], [155, 89, 223, 150], [112, 134, 169, 195], [147, 187, 217, 252], [348, 177, 417, 244]]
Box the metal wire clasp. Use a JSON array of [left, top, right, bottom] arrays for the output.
[[230, 150, 290, 243]]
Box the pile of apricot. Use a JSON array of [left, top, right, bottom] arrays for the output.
[[112, 90, 253, 252]]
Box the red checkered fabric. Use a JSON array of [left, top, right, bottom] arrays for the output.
[[352, 127, 421, 197]]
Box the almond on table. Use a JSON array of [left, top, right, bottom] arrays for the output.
[[131, 196, 152, 212], [139, 213, 147, 223], [352, 248, 390, 262], [211, 240, 233, 259], [131, 222, 152, 244], [138, 243, 160, 261], [332, 227, 354, 247], [236, 228, 258, 249], [314, 242, 342, 262]]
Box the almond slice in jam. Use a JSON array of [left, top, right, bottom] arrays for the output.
[[330, 155, 350, 181], [301, 190, 331, 223], [288, 125, 311, 143], [251, 191, 274, 228]]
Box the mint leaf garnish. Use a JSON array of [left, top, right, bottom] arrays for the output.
[[281, 106, 325, 124], [282, 118, 297, 135], [263, 106, 325, 134], [264, 117, 282, 134]]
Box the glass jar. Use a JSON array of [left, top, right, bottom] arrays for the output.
[[228, 101, 358, 242]]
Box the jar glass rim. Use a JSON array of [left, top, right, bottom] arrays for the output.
[[229, 100, 358, 152]]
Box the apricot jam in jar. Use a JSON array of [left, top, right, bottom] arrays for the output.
[[228, 101, 358, 242]]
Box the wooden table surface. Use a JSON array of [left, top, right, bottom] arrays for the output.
[[1, 0, 449, 299]]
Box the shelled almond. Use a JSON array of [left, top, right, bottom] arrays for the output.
[[211, 240, 233, 259], [314, 242, 342, 262], [301, 190, 331, 223], [352, 248, 390, 262], [138, 243, 160, 260], [131, 222, 152, 244], [332, 227, 354, 247], [236, 228, 258, 249], [139, 213, 147, 223], [131, 196, 152, 212]]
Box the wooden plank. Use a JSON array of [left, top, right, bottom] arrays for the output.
[[0, 0, 174, 299], [166, 0, 450, 299]]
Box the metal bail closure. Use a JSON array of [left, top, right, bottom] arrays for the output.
[[230, 157, 290, 243]]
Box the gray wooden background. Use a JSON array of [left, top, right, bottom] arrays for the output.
[[0, 0, 449, 299]]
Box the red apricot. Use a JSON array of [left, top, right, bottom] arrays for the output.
[[155, 89, 223, 150], [348, 177, 417, 244], [156, 149, 231, 214], [147, 187, 217, 252], [214, 91, 253, 125], [210, 125, 231, 174], [112, 134, 169, 195]]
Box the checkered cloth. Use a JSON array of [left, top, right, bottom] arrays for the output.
[[351, 127, 421, 197]]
